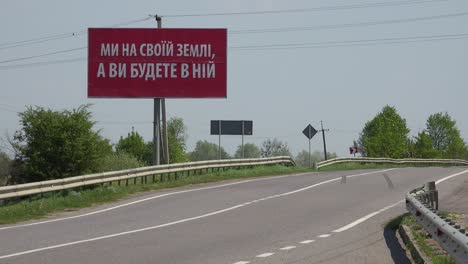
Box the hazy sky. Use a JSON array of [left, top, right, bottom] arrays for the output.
[[1, 0, 467, 157]]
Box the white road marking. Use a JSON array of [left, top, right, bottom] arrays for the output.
[[332, 200, 403, 233], [233, 261, 250, 264], [0, 169, 392, 260], [256, 253, 274, 258], [435, 169, 468, 184], [317, 234, 331, 238], [333, 168, 468, 233], [300, 240, 315, 244], [0, 172, 314, 231], [280, 246, 296, 250]]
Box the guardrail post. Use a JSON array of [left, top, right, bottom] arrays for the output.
[[406, 182, 468, 263], [424, 181, 436, 209]]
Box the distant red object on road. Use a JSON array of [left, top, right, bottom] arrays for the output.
[[349, 147, 361, 155]]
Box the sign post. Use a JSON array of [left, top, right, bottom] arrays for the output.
[[211, 120, 253, 159], [302, 124, 318, 168], [218, 120, 222, 159], [241, 121, 245, 158]]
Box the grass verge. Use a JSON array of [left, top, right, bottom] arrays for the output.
[[0, 165, 314, 225], [386, 214, 456, 264]]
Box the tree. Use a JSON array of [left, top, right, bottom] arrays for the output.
[[116, 117, 188, 165], [0, 152, 11, 185], [426, 112, 466, 159], [261, 138, 291, 157], [358, 105, 410, 158], [412, 131, 439, 158], [189, 140, 230, 161], [234, 143, 261, 159], [10, 105, 113, 183], [167, 117, 188, 163], [116, 129, 152, 165]]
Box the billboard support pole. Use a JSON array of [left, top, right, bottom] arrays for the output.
[[153, 98, 161, 165], [161, 100, 169, 164], [152, 15, 163, 166], [155, 15, 169, 165]]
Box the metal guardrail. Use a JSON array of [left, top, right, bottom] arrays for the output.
[[0, 156, 295, 201], [406, 182, 468, 264], [317, 157, 468, 169]]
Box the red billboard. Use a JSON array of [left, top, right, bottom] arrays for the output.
[[88, 28, 227, 98]]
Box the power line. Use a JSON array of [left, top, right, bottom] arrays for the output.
[[0, 17, 152, 50], [0, 0, 444, 49], [0, 106, 19, 114], [230, 33, 468, 50], [2, 10, 466, 64], [0, 34, 81, 50], [0, 1, 452, 52], [0, 32, 467, 70], [96, 120, 152, 124], [0, 58, 86, 70], [0, 103, 20, 110], [230, 11, 468, 35], [0, 47, 86, 64], [163, 0, 446, 17]]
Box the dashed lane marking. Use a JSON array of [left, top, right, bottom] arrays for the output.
[[0, 169, 395, 260], [256, 253, 275, 258], [280, 246, 297, 250]]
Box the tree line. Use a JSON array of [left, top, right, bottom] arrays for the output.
[[1, 104, 465, 185], [356, 105, 467, 159], [0, 105, 296, 185]]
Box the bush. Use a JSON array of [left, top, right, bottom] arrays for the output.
[[96, 152, 146, 173], [10, 105, 113, 183]]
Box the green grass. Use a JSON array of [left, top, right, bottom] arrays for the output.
[[0, 165, 314, 225], [385, 213, 412, 230], [387, 214, 456, 264]]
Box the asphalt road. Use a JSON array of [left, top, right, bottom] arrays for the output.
[[0, 167, 467, 264]]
